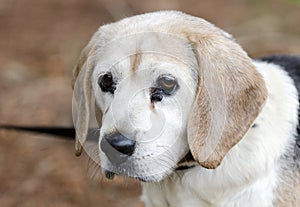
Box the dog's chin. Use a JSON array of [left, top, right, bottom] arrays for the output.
[[102, 160, 199, 182], [103, 169, 173, 182], [104, 170, 167, 182], [100, 152, 197, 182]]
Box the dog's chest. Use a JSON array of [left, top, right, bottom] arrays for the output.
[[141, 168, 276, 207], [141, 185, 274, 207]]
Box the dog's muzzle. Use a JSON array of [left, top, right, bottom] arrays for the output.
[[100, 132, 136, 164]]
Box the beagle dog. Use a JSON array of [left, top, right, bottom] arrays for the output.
[[72, 11, 300, 207]]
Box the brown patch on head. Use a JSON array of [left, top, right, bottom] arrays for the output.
[[130, 53, 142, 72]]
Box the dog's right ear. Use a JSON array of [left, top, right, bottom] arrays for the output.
[[72, 30, 102, 156]]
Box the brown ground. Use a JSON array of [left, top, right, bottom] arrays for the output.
[[0, 0, 299, 207]]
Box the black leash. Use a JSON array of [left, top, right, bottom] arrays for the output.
[[0, 125, 75, 140], [1, 125, 197, 171]]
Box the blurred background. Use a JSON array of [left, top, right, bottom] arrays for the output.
[[0, 0, 299, 206]]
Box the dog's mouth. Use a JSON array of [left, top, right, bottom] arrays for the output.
[[103, 165, 196, 182], [103, 151, 196, 182]]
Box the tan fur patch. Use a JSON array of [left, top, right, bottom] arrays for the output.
[[130, 53, 142, 72], [186, 32, 268, 169], [72, 31, 102, 156]]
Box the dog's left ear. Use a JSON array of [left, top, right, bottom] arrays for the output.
[[72, 30, 102, 156], [187, 32, 268, 169]]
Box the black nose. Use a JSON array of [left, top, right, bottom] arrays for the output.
[[100, 132, 136, 164], [105, 132, 136, 155]]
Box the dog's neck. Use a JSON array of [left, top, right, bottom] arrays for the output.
[[141, 61, 299, 207]]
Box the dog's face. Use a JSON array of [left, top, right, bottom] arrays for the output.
[[94, 43, 198, 181], [87, 32, 199, 181], [72, 11, 268, 182]]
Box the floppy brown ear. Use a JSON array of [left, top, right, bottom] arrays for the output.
[[187, 34, 267, 169], [72, 31, 102, 156]]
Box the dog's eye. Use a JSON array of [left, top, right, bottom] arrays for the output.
[[98, 72, 116, 94], [150, 75, 178, 102], [157, 75, 178, 95]]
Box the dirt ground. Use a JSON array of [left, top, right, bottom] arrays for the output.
[[0, 0, 299, 207]]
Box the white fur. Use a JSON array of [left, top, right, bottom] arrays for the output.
[[141, 61, 299, 207]]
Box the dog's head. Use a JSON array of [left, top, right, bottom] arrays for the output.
[[72, 11, 267, 182]]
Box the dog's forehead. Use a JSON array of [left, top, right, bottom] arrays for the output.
[[91, 11, 232, 80], [93, 32, 198, 80], [95, 33, 193, 62], [127, 53, 192, 81]]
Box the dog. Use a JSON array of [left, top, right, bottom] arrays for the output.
[[72, 11, 300, 207]]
